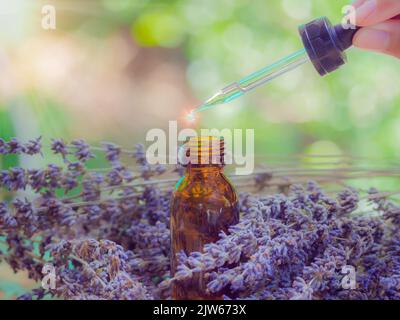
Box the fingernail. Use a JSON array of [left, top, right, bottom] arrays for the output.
[[356, 0, 377, 23], [354, 28, 391, 51]]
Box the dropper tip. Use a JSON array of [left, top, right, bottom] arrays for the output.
[[186, 110, 196, 122]]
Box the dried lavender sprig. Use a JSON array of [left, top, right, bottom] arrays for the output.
[[1, 137, 400, 300], [170, 183, 399, 300]]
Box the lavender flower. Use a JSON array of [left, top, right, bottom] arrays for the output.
[[102, 142, 121, 167], [6, 138, 25, 154], [51, 139, 69, 160], [0, 201, 18, 228], [24, 137, 42, 156], [0, 137, 399, 300], [71, 139, 94, 162]]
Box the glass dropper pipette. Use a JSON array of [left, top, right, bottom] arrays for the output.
[[188, 48, 309, 119], [188, 17, 361, 120]]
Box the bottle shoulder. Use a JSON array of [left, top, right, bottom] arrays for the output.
[[173, 173, 237, 203]]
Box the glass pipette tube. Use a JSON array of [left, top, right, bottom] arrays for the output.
[[189, 48, 309, 119]]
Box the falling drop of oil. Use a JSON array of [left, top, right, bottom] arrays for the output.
[[186, 111, 196, 122]]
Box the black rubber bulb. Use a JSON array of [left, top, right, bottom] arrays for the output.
[[299, 17, 360, 76], [333, 24, 361, 51], [299, 15, 400, 76]]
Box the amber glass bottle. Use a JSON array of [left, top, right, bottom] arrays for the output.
[[170, 136, 239, 300]]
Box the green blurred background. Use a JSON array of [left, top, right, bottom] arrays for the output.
[[0, 0, 399, 298]]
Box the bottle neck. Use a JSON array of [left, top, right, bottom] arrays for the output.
[[186, 164, 223, 175]]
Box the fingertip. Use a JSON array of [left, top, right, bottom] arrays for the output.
[[355, 0, 378, 26], [354, 0, 400, 26], [353, 27, 391, 52], [352, 0, 367, 9], [354, 21, 400, 58]]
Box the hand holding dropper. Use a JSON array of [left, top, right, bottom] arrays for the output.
[[352, 0, 400, 58], [188, 1, 400, 121]]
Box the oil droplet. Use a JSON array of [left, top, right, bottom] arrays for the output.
[[186, 111, 196, 122]]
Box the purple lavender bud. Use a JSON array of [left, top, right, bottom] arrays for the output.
[[120, 169, 135, 183], [140, 164, 153, 180], [0, 202, 18, 228], [290, 277, 314, 300], [82, 173, 103, 201], [51, 139, 69, 160], [71, 139, 94, 162], [0, 170, 10, 188], [337, 188, 359, 215], [27, 169, 46, 192], [8, 167, 28, 190], [313, 204, 328, 222], [67, 161, 85, 175], [106, 168, 123, 186], [84, 205, 102, 221], [45, 164, 62, 189], [61, 172, 79, 193], [48, 240, 72, 258], [133, 143, 147, 166], [231, 273, 245, 292], [7, 138, 25, 154], [24, 137, 42, 156], [0, 138, 6, 154], [101, 142, 121, 165], [207, 272, 232, 293]]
